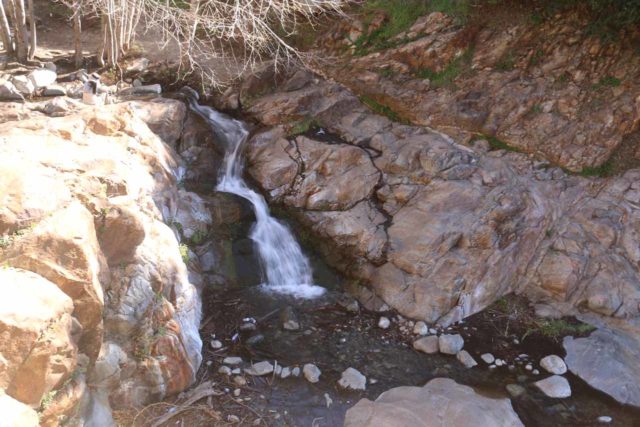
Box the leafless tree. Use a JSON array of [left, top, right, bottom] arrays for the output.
[[7, 0, 30, 63], [0, 1, 13, 55], [27, 0, 35, 59]]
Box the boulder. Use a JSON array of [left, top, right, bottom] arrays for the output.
[[344, 378, 524, 427], [0, 393, 39, 427], [95, 202, 146, 266], [10, 75, 35, 96], [28, 68, 57, 89], [0, 268, 77, 406], [0, 80, 24, 101]]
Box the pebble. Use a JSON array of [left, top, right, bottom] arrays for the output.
[[370, 378, 378, 384], [532, 369, 540, 375], [456, 350, 477, 368], [223, 357, 243, 365], [232, 368, 241, 375], [281, 306, 301, 331], [495, 359, 505, 367], [233, 376, 247, 386], [244, 361, 274, 376], [597, 416, 612, 424], [246, 334, 264, 346], [413, 321, 429, 335], [233, 388, 241, 397], [210, 339, 223, 349], [227, 415, 240, 423], [540, 355, 567, 375], [280, 367, 291, 379], [429, 328, 438, 335], [337, 367, 367, 390], [292, 367, 301, 377], [480, 353, 495, 364], [303, 364, 321, 383], [534, 375, 572, 398], [506, 383, 526, 398], [438, 334, 464, 355], [324, 393, 333, 408], [240, 322, 257, 332], [274, 365, 283, 376], [489, 364, 497, 370], [218, 366, 232, 375], [378, 316, 391, 329], [413, 335, 439, 354], [525, 364, 533, 371]]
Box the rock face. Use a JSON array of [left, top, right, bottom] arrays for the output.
[[563, 318, 640, 407], [344, 378, 523, 427], [319, 10, 640, 172], [0, 98, 205, 424], [245, 72, 640, 328]]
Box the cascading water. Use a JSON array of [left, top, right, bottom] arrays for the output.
[[183, 88, 325, 299]]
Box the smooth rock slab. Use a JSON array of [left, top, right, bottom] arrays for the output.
[[540, 355, 567, 375], [338, 368, 367, 391], [439, 334, 464, 355], [564, 327, 640, 407], [344, 378, 524, 427], [534, 375, 572, 398], [413, 335, 439, 354]]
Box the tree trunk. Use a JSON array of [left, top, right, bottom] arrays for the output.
[[26, 0, 35, 60], [9, 0, 28, 63], [0, 0, 13, 55], [72, 5, 82, 67]]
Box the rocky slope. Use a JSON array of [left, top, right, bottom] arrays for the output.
[[315, 9, 640, 173], [240, 69, 640, 408], [0, 95, 209, 425]]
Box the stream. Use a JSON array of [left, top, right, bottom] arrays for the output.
[[168, 93, 640, 427]]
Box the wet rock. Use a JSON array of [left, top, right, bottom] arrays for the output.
[[228, 415, 240, 423], [413, 335, 439, 354], [481, 353, 495, 364], [456, 350, 477, 368], [344, 378, 524, 427], [244, 361, 274, 376], [338, 368, 367, 391], [378, 316, 391, 329], [413, 321, 429, 335], [281, 306, 301, 331], [303, 364, 321, 383], [534, 375, 572, 398], [223, 357, 243, 365], [28, 68, 57, 89], [438, 334, 464, 355], [506, 384, 526, 398], [540, 355, 567, 375]]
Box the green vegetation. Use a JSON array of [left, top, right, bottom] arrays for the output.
[[530, 104, 543, 114], [414, 47, 474, 88], [359, 95, 406, 123], [495, 49, 516, 71], [522, 318, 596, 341], [288, 117, 320, 137], [579, 160, 614, 177], [592, 76, 622, 90], [473, 134, 521, 152], [190, 230, 208, 245], [179, 244, 190, 264]]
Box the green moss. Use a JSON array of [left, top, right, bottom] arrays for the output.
[[530, 104, 543, 114], [473, 134, 520, 152], [495, 49, 516, 71], [190, 229, 208, 245], [523, 319, 596, 341], [593, 76, 622, 89], [359, 95, 406, 123], [179, 244, 190, 264], [579, 160, 613, 177], [414, 47, 474, 88], [288, 117, 320, 137]]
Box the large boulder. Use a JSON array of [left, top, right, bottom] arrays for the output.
[[0, 393, 39, 427], [344, 378, 523, 427], [0, 268, 77, 406]]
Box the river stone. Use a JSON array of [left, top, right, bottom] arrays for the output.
[[506, 384, 526, 398], [280, 367, 291, 379], [439, 334, 464, 355], [28, 68, 57, 88], [218, 366, 232, 375], [563, 325, 640, 407], [378, 316, 391, 329], [540, 355, 567, 375], [481, 353, 495, 364], [303, 364, 321, 383], [244, 361, 274, 376], [413, 335, 439, 354], [223, 357, 243, 365], [597, 416, 612, 423], [338, 368, 367, 391], [344, 378, 524, 427], [413, 321, 429, 335], [534, 375, 572, 398], [456, 350, 477, 368]]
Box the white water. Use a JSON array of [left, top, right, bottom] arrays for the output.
[[185, 91, 325, 299]]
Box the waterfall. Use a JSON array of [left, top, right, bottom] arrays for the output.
[[183, 88, 325, 299]]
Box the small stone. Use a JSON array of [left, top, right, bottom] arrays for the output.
[[413, 321, 429, 335], [281, 306, 301, 331], [506, 384, 526, 398], [324, 393, 333, 408], [345, 300, 360, 313], [274, 364, 282, 376], [303, 364, 321, 383], [233, 388, 241, 397], [246, 334, 264, 346], [413, 335, 439, 354], [456, 350, 478, 368], [495, 359, 505, 367], [540, 355, 567, 375], [227, 415, 240, 423], [119, 83, 161, 96], [292, 367, 301, 377], [206, 361, 212, 366], [244, 361, 274, 376], [240, 322, 257, 332], [337, 368, 367, 391], [210, 339, 223, 349], [429, 328, 438, 334], [480, 353, 495, 364], [42, 85, 67, 97], [438, 334, 464, 355], [532, 369, 540, 375], [489, 364, 497, 369], [232, 368, 241, 375], [513, 338, 520, 345], [535, 375, 572, 398], [223, 357, 243, 365], [597, 416, 612, 424], [0, 80, 24, 101], [280, 367, 291, 379], [218, 366, 232, 375], [525, 364, 533, 371], [378, 316, 391, 329], [370, 378, 378, 384], [132, 78, 143, 87], [233, 376, 247, 386]]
